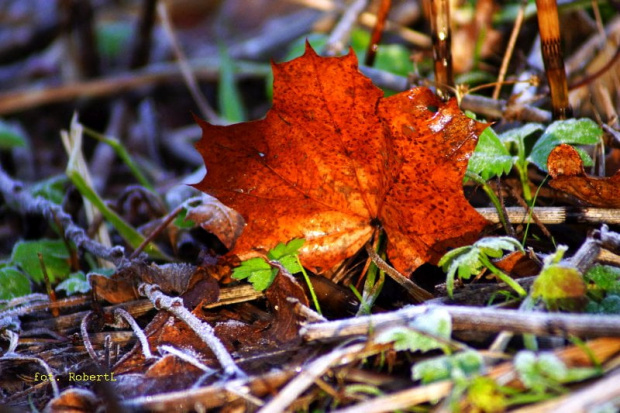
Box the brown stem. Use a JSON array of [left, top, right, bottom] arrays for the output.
[[364, 0, 391, 67], [535, 0, 572, 119], [428, 0, 454, 99]]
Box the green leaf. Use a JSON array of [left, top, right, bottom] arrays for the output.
[[96, 21, 132, 59], [528, 119, 602, 172], [267, 238, 305, 274], [514, 351, 567, 392], [412, 350, 483, 384], [532, 247, 587, 312], [438, 237, 522, 297], [232, 239, 306, 291], [11, 240, 71, 283], [585, 265, 620, 293], [468, 127, 514, 180], [232, 257, 271, 280], [376, 308, 451, 352], [466, 376, 507, 413], [499, 123, 544, 146], [29, 175, 68, 205], [0, 120, 27, 149], [55, 271, 90, 295], [218, 44, 246, 123], [0, 267, 31, 299]]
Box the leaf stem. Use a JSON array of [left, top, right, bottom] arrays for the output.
[[67, 169, 168, 260], [296, 255, 322, 316], [515, 163, 533, 205], [480, 255, 527, 297], [82, 126, 154, 191], [465, 171, 511, 234]]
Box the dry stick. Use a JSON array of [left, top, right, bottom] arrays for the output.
[[129, 0, 158, 69], [157, 2, 221, 123], [364, 243, 433, 303], [123, 369, 295, 411], [477, 206, 620, 225], [138, 283, 246, 378], [492, 0, 527, 100], [428, 0, 454, 99], [535, 0, 572, 119], [364, 0, 391, 66], [1, 354, 60, 398], [333, 380, 452, 413], [129, 202, 186, 259], [511, 367, 620, 413], [258, 343, 367, 413], [0, 166, 125, 266], [80, 312, 102, 368], [114, 308, 155, 360], [324, 0, 369, 56], [300, 305, 620, 342]]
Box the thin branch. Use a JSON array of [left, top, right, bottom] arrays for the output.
[[114, 308, 155, 360], [0, 166, 125, 265], [258, 343, 367, 413], [301, 305, 620, 342], [477, 206, 620, 225], [138, 283, 246, 379], [324, 0, 369, 56], [364, 243, 433, 302]]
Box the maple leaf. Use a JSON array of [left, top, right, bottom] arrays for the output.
[[194, 44, 489, 275], [547, 144, 620, 208]]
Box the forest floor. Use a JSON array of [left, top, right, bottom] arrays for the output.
[[0, 0, 619, 412]]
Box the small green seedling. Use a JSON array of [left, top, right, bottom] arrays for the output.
[[438, 236, 526, 298], [531, 246, 587, 312], [232, 238, 321, 314], [0, 119, 27, 149], [470, 119, 601, 206], [583, 265, 620, 314], [375, 307, 452, 353]]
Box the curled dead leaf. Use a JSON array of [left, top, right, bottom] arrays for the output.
[[185, 194, 245, 250], [548, 144, 620, 208]]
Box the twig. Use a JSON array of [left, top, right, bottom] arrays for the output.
[[80, 312, 101, 367], [493, 0, 526, 100], [324, 0, 369, 56], [129, 0, 158, 69], [428, 0, 454, 99], [333, 380, 452, 413], [157, 2, 220, 123], [364, 243, 433, 302], [364, 0, 391, 66], [114, 308, 155, 360], [0, 354, 60, 398], [138, 283, 246, 378], [158, 344, 214, 374], [300, 304, 620, 341], [477, 206, 620, 225], [0, 165, 125, 265], [258, 343, 367, 413]]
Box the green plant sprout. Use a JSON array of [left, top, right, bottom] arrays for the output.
[[63, 117, 168, 260], [438, 236, 526, 298], [232, 239, 322, 315], [469, 118, 602, 206], [531, 246, 587, 312], [375, 307, 454, 354], [82, 126, 153, 191]]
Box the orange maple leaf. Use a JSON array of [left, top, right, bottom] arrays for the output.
[[194, 44, 489, 275]]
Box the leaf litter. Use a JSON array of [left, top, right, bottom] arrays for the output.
[[0, 4, 620, 411]]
